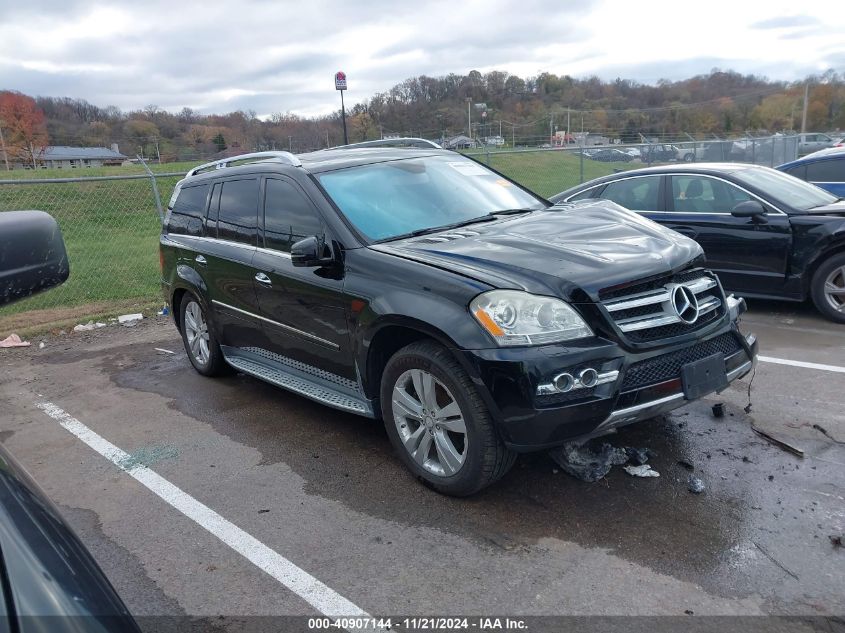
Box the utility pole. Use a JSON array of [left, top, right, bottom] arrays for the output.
[[567, 108, 571, 137], [549, 114, 554, 143], [153, 136, 161, 164], [0, 121, 9, 170], [466, 98, 472, 139], [801, 81, 809, 134]]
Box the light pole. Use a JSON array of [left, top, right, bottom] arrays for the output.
[[335, 71, 349, 145], [466, 98, 472, 139]]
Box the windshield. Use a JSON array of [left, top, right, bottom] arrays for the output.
[[316, 155, 546, 241], [734, 167, 838, 211]]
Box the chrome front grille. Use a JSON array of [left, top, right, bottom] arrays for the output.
[[602, 272, 724, 342]]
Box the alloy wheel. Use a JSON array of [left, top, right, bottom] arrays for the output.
[[823, 265, 845, 313], [184, 300, 211, 365], [392, 369, 468, 477]]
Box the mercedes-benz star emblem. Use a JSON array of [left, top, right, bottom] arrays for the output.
[[671, 284, 700, 324]]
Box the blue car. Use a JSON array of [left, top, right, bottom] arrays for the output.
[[778, 147, 845, 197]]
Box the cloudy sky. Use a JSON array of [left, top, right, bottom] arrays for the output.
[[1, 0, 843, 117]]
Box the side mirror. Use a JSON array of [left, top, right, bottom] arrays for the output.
[[0, 211, 69, 307], [731, 200, 767, 218], [290, 236, 334, 268]]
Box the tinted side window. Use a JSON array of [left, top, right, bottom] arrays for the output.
[[806, 159, 844, 182], [782, 164, 806, 180], [671, 176, 751, 213], [218, 179, 259, 245], [263, 178, 323, 252], [168, 184, 209, 236], [568, 187, 600, 202], [600, 176, 661, 211]]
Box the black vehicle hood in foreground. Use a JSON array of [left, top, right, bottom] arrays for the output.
[[0, 444, 140, 632], [371, 200, 703, 301]]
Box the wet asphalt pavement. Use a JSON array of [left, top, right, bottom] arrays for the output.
[[0, 299, 843, 625]]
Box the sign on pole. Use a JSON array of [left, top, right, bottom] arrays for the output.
[[335, 71, 347, 91]]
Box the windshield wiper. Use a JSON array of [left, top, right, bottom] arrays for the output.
[[376, 214, 499, 243], [489, 207, 538, 216]]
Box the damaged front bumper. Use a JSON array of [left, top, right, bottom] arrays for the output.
[[458, 319, 757, 452]]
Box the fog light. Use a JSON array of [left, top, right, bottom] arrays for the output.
[[578, 368, 598, 387], [553, 373, 575, 392]]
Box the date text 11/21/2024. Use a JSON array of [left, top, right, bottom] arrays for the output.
[[307, 617, 528, 630]]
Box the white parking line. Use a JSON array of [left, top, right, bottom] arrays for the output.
[[36, 401, 380, 630], [758, 356, 845, 374]]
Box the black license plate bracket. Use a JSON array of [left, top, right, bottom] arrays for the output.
[[681, 352, 728, 400]]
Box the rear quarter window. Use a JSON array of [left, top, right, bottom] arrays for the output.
[[167, 184, 209, 236], [806, 159, 845, 183]]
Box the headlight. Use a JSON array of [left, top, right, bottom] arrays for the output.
[[470, 290, 593, 346]]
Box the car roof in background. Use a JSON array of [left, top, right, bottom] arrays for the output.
[[779, 146, 845, 168], [298, 147, 452, 173]]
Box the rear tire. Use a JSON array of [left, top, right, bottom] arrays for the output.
[[179, 293, 229, 376], [380, 340, 516, 496], [810, 253, 845, 323]]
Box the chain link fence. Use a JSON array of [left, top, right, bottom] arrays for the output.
[[466, 133, 799, 198], [0, 172, 182, 325]]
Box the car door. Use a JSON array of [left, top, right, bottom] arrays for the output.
[[251, 176, 354, 380], [653, 175, 792, 295], [203, 177, 264, 348]]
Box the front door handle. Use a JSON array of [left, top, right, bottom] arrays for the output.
[[254, 272, 272, 286], [195, 254, 207, 265]]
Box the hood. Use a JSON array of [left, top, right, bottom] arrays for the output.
[[805, 199, 845, 216], [371, 200, 703, 301]]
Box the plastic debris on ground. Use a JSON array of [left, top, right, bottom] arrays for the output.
[[688, 476, 706, 493], [154, 348, 175, 355], [118, 313, 143, 326], [623, 464, 660, 478], [0, 333, 30, 348], [38, 341, 45, 349], [548, 442, 629, 482], [548, 441, 659, 482], [72, 321, 106, 332], [711, 403, 725, 418], [625, 446, 657, 465], [157, 306, 169, 316]]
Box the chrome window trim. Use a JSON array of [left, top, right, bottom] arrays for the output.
[[211, 299, 339, 349], [166, 234, 293, 259]]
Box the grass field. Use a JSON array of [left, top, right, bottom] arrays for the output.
[[0, 150, 634, 334], [0, 161, 196, 180], [468, 149, 636, 198], [0, 174, 183, 325]]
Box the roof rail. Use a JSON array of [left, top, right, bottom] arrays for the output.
[[331, 137, 443, 150], [186, 151, 302, 178]]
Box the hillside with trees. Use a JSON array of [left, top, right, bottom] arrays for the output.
[[2, 68, 844, 166]]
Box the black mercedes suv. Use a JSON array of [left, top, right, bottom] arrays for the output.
[[160, 140, 757, 495]]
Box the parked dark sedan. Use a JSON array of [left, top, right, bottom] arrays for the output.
[[551, 164, 845, 322]]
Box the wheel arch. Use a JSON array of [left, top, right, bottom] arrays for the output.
[[363, 318, 469, 401], [805, 239, 845, 298]]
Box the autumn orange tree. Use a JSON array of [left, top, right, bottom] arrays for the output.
[[0, 91, 49, 169]]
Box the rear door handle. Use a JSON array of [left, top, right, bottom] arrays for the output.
[[254, 272, 272, 286], [195, 255, 207, 265]]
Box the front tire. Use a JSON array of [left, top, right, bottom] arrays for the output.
[[810, 253, 845, 323], [179, 293, 228, 375], [380, 340, 516, 496]]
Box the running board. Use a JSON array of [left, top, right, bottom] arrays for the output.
[[221, 347, 375, 417]]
